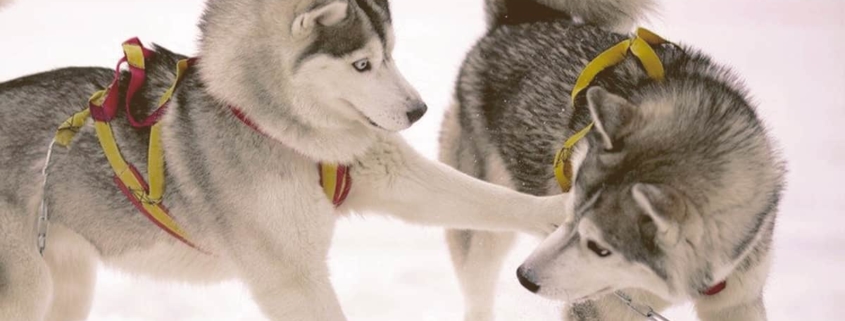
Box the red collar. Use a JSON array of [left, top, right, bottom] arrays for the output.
[[227, 106, 352, 207], [701, 281, 727, 296], [230, 106, 267, 136]]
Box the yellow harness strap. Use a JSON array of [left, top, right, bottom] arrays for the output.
[[553, 27, 670, 192], [55, 109, 91, 147], [320, 163, 352, 207], [52, 39, 353, 250], [53, 41, 198, 248]]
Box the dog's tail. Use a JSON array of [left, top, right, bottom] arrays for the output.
[[484, 0, 656, 32]]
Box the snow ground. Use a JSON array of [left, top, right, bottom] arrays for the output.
[[1, 0, 844, 320]]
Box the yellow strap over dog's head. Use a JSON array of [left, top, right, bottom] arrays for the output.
[[553, 28, 670, 193]]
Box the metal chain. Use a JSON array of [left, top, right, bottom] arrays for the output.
[[36, 139, 57, 255], [614, 291, 671, 321]]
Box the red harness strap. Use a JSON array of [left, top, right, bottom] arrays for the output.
[[99, 39, 352, 211], [81, 39, 202, 250], [229, 106, 352, 207], [71, 37, 351, 253], [701, 281, 727, 296], [319, 163, 352, 207]]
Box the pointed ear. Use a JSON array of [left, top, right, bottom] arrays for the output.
[[292, 1, 350, 38], [632, 183, 685, 243], [586, 87, 636, 151]]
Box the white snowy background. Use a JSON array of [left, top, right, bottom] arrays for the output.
[[1, 0, 843, 320]]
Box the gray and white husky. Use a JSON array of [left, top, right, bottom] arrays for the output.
[[0, 0, 568, 320], [440, 0, 786, 320]]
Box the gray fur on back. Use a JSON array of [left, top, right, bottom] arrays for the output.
[[0, 47, 232, 255], [452, 17, 784, 225]]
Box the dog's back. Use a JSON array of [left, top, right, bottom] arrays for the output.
[[0, 47, 188, 226], [0, 67, 110, 183], [441, 0, 784, 320], [440, 0, 654, 196]]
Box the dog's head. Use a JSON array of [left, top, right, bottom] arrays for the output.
[[518, 85, 783, 302], [517, 182, 691, 302], [287, 0, 426, 132], [198, 0, 425, 139]]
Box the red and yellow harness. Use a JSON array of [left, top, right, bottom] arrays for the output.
[[52, 38, 351, 250]]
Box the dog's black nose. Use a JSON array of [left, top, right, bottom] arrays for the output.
[[406, 103, 427, 124], [517, 266, 540, 293]]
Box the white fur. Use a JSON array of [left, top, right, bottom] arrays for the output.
[[447, 135, 521, 321], [348, 134, 566, 234], [292, 1, 350, 38], [521, 217, 676, 302], [587, 100, 615, 151], [632, 184, 677, 239], [42, 225, 99, 321], [31, 124, 569, 321], [0, 203, 51, 321], [290, 38, 422, 133], [198, 0, 397, 164]]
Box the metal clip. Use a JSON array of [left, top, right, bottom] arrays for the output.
[[614, 291, 671, 321], [37, 201, 48, 254], [37, 139, 57, 255]]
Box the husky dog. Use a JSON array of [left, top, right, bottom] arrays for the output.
[[440, 0, 785, 320], [0, 0, 569, 320]]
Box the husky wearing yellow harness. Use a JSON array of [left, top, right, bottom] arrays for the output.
[[440, 0, 785, 320], [0, 1, 569, 320]]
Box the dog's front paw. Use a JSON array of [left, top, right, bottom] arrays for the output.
[[527, 195, 571, 237]]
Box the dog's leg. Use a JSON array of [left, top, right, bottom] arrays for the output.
[[0, 204, 52, 321], [242, 267, 345, 321], [348, 134, 568, 235], [230, 208, 346, 321], [447, 230, 515, 321], [43, 224, 99, 321], [563, 289, 670, 321], [694, 251, 771, 321], [439, 109, 520, 321]]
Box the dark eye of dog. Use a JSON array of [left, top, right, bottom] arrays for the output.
[[352, 59, 371, 72], [587, 240, 612, 257]]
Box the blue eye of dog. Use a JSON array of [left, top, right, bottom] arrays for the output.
[[587, 240, 612, 257], [352, 59, 371, 72]]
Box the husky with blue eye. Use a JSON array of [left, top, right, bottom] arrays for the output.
[[440, 0, 785, 320], [0, 0, 569, 320]]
